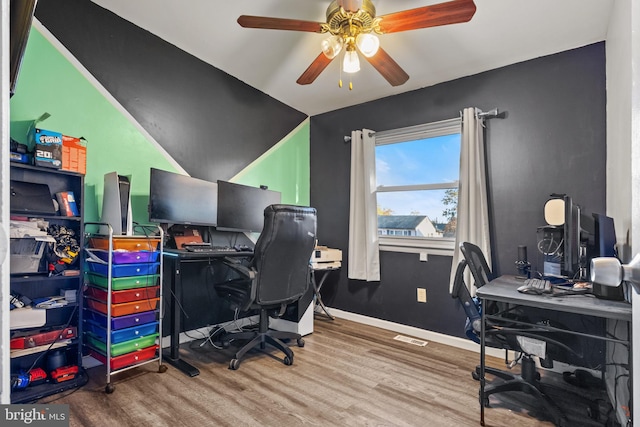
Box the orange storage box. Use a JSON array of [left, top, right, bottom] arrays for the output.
[[89, 237, 159, 252], [84, 285, 160, 304], [85, 297, 159, 317], [61, 135, 87, 175], [89, 345, 158, 371]]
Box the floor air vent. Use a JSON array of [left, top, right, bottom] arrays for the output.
[[393, 335, 428, 347]]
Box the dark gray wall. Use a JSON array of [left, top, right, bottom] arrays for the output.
[[34, 0, 307, 183], [34, 0, 607, 339], [310, 43, 607, 338]]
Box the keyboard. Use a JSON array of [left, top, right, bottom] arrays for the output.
[[183, 245, 237, 253], [517, 278, 553, 295]]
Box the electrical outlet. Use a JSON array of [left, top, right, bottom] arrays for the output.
[[417, 288, 427, 303]]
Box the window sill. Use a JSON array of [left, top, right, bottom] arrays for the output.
[[378, 237, 455, 257]]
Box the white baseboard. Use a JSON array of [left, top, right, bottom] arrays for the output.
[[329, 308, 508, 359]]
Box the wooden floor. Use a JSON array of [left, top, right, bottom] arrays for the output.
[[37, 315, 614, 427]]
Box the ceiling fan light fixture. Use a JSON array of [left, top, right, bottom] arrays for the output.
[[343, 49, 360, 73], [321, 35, 344, 59], [355, 33, 379, 57]]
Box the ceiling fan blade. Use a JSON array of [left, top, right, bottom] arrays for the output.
[[378, 0, 476, 34], [238, 15, 324, 33], [337, 0, 363, 13], [364, 47, 409, 86], [297, 53, 334, 85]]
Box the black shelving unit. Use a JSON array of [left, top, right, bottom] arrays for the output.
[[9, 163, 88, 403]]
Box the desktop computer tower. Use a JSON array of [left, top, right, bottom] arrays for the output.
[[590, 214, 625, 301]]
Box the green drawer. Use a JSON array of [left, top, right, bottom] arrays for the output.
[[85, 332, 159, 357], [86, 273, 160, 290]]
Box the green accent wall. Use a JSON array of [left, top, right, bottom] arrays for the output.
[[9, 25, 310, 226], [9, 27, 179, 224], [232, 120, 310, 206]]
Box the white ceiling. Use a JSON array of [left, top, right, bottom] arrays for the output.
[[90, 0, 614, 116]]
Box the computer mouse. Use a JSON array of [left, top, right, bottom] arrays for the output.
[[517, 285, 543, 295]]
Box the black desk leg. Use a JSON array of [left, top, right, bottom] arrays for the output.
[[163, 259, 200, 377]]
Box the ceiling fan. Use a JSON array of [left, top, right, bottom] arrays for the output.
[[237, 0, 477, 89]]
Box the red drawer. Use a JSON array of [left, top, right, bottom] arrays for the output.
[[89, 345, 158, 370], [84, 285, 159, 304]]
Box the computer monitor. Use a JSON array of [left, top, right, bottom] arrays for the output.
[[562, 195, 582, 278], [216, 181, 281, 233], [148, 168, 218, 227]]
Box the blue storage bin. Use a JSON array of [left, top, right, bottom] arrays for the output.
[[84, 320, 159, 344], [87, 261, 160, 277]]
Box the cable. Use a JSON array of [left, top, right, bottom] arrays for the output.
[[19, 302, 79, 379]]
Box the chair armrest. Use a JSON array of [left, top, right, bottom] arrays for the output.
[[223, 257, 256, 280]]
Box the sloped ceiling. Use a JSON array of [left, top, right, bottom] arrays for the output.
[[91, 0, 614, 116]]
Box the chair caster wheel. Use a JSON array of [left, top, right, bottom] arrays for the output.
[[229, 359, 240, 370], [284, 355, 293, 366], [472, 371, 480, 381], [105, 383, 115, 394], [297, 338, 305, 347], [158, 364, 168, 373]]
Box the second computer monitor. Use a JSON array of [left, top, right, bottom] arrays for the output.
[[216, 181, 281, 233]]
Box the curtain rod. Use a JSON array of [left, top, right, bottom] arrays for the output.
[[477, 108, 507, 120], [343, 108, 507, 142], [343, 132, 374, 143]]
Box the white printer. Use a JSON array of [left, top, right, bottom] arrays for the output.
[[311, 246, 342, 270]]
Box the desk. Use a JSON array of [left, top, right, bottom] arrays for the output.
[[311, 264, 340, 319], [162, 249, 252, 377], [476, 275, 632, 426]]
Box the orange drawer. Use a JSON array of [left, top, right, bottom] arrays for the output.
[[85, 297, 159, 317], [89, 237, 159, 252]]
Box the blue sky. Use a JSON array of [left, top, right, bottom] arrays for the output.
[[376, 134, 460, 222]]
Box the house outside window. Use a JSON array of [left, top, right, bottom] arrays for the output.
[[374, 117, 461, 255]]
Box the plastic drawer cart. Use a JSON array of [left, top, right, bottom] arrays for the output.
[[83, 223, 166, 393]]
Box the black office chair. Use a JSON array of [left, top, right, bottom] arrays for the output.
[[460, 241, 496, 288], [455, 242, 587, 426], [214, 204, 317, 370]]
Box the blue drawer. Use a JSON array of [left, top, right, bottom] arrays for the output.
[[84, 320, 159, 344]]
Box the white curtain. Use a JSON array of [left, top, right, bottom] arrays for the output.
[[348, 129, 380, 281], [449, 108, 492, 294]]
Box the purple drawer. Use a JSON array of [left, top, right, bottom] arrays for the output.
[[88, 249, 159, 265], [83, 309, 157, 330], [87, 261, 160, 278]]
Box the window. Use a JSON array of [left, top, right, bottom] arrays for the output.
[[374, 117, 461, 255]]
